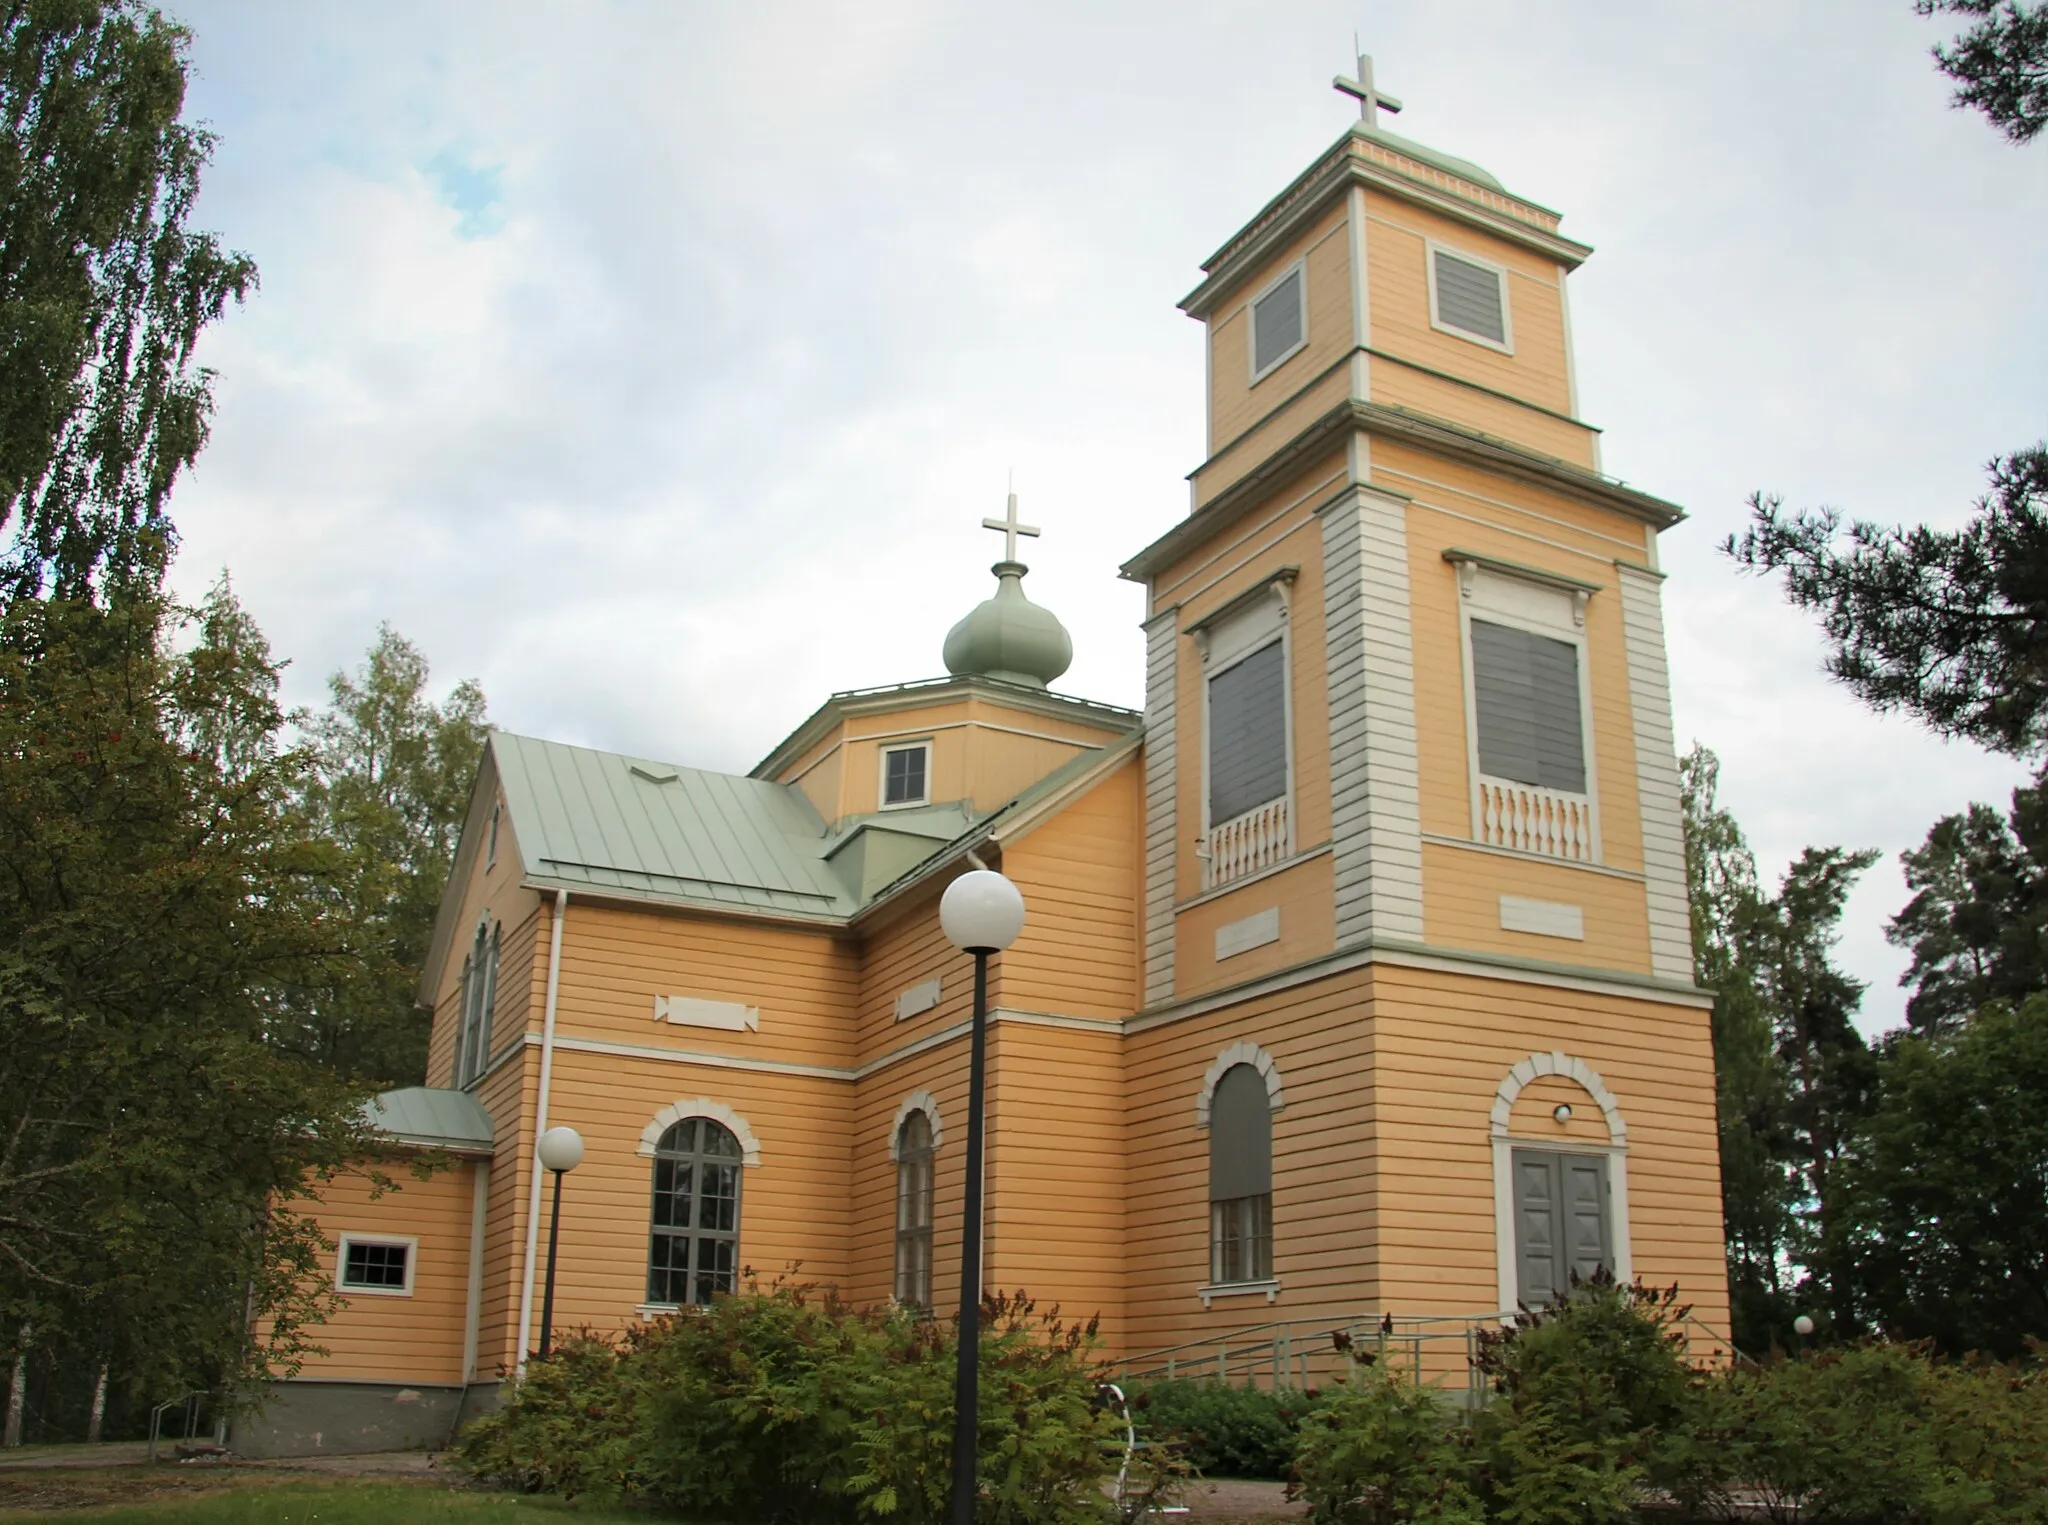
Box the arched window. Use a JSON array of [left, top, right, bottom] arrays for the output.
[[1209, 1063, 1273, 1284], [648, 1117, 743, 1306], [894, 1111, 935, 1310], [456, 923, 499, 1087]]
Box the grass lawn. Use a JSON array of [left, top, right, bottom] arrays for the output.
[[0, 1471, 654, 1522]]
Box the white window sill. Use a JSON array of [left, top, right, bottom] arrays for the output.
[[1198, 1278, 1280, 1309], [635, 1302, 698, 1319]]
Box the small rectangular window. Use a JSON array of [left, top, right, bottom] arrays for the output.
[[339, 1237, 414, 1295], [1431, 248, 1509, 348], [1249, 266, 1305, 380], [1207, 641, 1288, 824], [1470, 619, 1586, 794], [881, 743, 929, 807]]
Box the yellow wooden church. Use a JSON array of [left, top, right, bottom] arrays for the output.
[[235, 62, 1727, 1455]]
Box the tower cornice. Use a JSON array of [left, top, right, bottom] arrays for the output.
[[1119, 398, 1682, 583], [1181, 125, 1592, 321]]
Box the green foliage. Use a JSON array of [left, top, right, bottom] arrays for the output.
[[456, 1280, 1126, 1525], [1289, 1370, 1480, 1524], [0, 587, 382, 1409], [1684, 1342, 2048, 1523], [1917, 0, 2048, 144], [1474, 1274, 1698, 1496], [1129, 1377, 1318, 1478], [1, 0, 256, 598], [1470, 1404, 1639, 1525], [285, 625, 489, 1085], [1729, 447, 2048, 759], [1679, 747, 1877, 1350], [1836, 997, 2048, 1357], [1886, 775, 2048, 1034]]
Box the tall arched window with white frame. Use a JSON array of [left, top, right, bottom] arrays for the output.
[[1209, 1063, 1274, 1284], [893, 1110, 935, 1311], [647, 1117, 743, 1306]]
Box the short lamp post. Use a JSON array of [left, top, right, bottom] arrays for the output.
[[1792, 1313, 1815, 1354], [939, 867, 1027, 1525], [535, 1125, 585, 1360]]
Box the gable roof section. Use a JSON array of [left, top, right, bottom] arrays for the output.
[[493, 731, 858, 921]]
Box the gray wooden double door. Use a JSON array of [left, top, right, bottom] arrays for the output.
[[1513, 1148, 1613, 1306]]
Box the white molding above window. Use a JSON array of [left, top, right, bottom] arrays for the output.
[[336, 1233, 418, 1298], [1246, 259, 1308, 385], [1196, 1040, 1286, 1128], [890, 1090, 944, 1158], [1426, 240, 1514, 354], [638, 1098, 762, 1166], [878, 740, 933, 810]]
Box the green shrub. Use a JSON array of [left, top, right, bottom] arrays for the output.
[[454, 1279, 1124, 1525], [1681, 1342, 2048, 1524], [451, 1332, 640, 1498], [1474, 1272, 1699, 1497], [1289, 1369, 1480, 1524], [1128, 1378, 1319, 1478], [1470, 1403, 1640, 1525]]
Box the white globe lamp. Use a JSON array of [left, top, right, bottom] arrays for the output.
[[537, 1125, 584, 1173], [940, 868, 1026, 954]]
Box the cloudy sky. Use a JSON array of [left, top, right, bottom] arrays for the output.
[[165, 1, 2046, 1033]]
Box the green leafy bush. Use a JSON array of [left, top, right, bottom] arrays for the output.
[[1289, 1369, 1480, 1524], [1474, 1272, 1699, 1499], [1128, 1378, 1319, 1478], [455, 1279, 1125, 1524], [449, 1332, 640, 1498], [1681, 1342, 2048, 1523]]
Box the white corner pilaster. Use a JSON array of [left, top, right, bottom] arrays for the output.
[[1616, 563, 1693, 983], [1143, 606, 1180, 1005], [1320, 468, 1425, 946]]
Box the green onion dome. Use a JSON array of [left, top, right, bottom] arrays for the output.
[[942, 561, 1073, 690]]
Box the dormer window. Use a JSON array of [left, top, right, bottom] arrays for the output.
[[880, 742, 931, 809], [1248, 262, 1306, 383], [1429, 245, 1511, 352]]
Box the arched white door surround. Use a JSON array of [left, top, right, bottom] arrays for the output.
[[890, 1090, 945, 1158], [1490, 1051, 1632, 1314], [638, 1098, 762, 1166], [1196, 1040, 1285, 1127]]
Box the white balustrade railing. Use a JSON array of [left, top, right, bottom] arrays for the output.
[[1205, 797, 1291, 890], [1477, 777, 1598, 862]]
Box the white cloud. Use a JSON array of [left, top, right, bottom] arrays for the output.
[[167, 0, 2047, 1034]]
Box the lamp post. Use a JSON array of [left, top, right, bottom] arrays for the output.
[[535, 1125, 585, 1360], [939, 867, 1027, 1525]]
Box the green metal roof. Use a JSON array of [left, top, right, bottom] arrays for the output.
[[364, 1087, 495, 1153], [1351, 122, 1504, 192], [493, 732, 859, 920]]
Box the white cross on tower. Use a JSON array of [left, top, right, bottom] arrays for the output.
[[1334, 52, 1403, 129], [981, 491, 1040, 564]]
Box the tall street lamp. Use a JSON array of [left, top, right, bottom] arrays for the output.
[[939, 867, 1027, 1525], [535, 1125, 585, 1360]]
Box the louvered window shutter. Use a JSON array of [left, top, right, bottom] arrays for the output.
[[1208, 641, 1287, 823], [1252, 270, 1304, 375], [1470, 618, 1586, 793], [1433, 250, 1506, 344]]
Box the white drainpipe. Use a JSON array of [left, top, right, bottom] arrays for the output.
[[514, 888, 569, 1375]]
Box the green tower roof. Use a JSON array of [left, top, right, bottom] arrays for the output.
[[942, 560, 1073, 691]]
